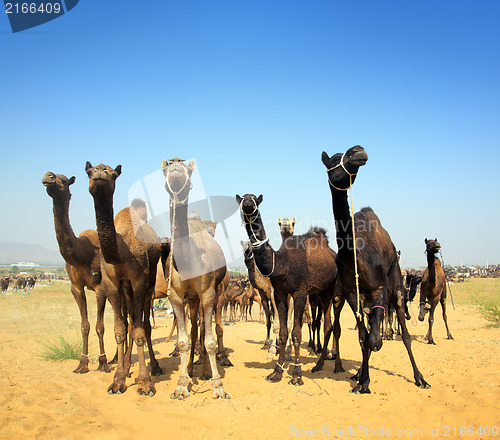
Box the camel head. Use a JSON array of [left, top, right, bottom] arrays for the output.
[[240, 240, 253, 260], [162, 157, 196, 203], [424, 238, 441, 256], [322, 145, 368, 191], [85, 162, 122, 199], [42, 172, 75, 200], [236, 193, 263, 218], [278, 217, 296, 236]]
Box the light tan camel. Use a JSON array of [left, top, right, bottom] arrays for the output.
[[86, 162, 167, 396], [162, 157, 229, 400], [42, 172, 111, 374]]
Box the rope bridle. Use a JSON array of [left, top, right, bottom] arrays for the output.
[[326, 152, 362, 319], [239, 198, 275, 277]]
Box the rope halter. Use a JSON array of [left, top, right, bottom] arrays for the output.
[[326, 151, 357, 191], [164, 161, 193, 205]]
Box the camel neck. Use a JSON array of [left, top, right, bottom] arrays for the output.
[[330, 188, 354, 254], [93, 194, 122, 265], [243, 211, 277, 277], [170, 201, 189, 241], [427, 252, 437, 281], [52, 196, 83, 266]]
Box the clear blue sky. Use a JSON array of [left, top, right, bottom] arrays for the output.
[[1, 0, 499, 268]]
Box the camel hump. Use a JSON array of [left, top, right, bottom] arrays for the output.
[[307, 226, 328, 237]]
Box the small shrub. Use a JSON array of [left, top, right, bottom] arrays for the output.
[[38, 333, 82, 361]]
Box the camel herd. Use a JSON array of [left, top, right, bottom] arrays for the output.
[[41, 146, 454, 399]]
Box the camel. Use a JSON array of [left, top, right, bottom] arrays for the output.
[[240, 241, 278, 351], [1, 277, 10, 292], [237, 193, 340, 385], [42, 171, 111, 374], [418, 239, 453, 344], [86, 162, 167, 396], [162, 157, 229, 400], [321, 145, 430, 393]]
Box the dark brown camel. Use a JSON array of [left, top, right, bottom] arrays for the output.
[[418, 239, 453, 344], [162, 157, 229, 400], [237, 193, 340, 385], [86, 162, 167, 396], [42, 171, 111, 374], [322, 145, 429, 393]]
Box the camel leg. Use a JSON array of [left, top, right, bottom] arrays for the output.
[[269, 289, 279, 359], [331, 296, 345, 373], [266, 292, 288, 383], [105, 283, 128, 395], [394, 299, 430, 389], [70, 284, 91, 374], [143, 294, 163, 376], [285, 295, 294, 361], [426, 302, 438, 345], [289, 293, 306, 386], [187, 298, 200, 376], [95, 288, 111, 373], [215, 293, 233, 367], [131, 281, 155, 396], [441, 295, 453, 340], [201, 288, 229, 399], [171, 293, 191, 400], [260, 295, 272, 350]]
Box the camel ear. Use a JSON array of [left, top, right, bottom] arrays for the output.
[[115, 165, 122, 176], [321, 151, 330, 167], [434, 238, 437, 241], [424, 238, 428, 244], [161, 159, 168, 170], [187, 160, 196, 175], [235, 194, 242, 204], [68, 176, 76, 186], [256, 195, 263, 205], [293, 217, 296, 224], [85, 161, 93, 173], [278, 218, 281, 225]]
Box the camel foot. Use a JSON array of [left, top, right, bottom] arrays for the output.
[[288, 376, 304, 386], [212, 379, 230, 399], [137, 380, 156, 397], [219, 356, 233, 367], [73, 360, 90, 374], [171, 386, 189, 400], [327, 350, 337, 361], [427, 340, 436, 345], [107, 380, 127, 395], [266, 371, 283, 383], [350, 369, 361, 381], [447, 334, 454, 340], [415, 376, 431, 389], [261, 340, 270, 350], [351, 383, 371, 394], [311, 360, 324, 373], [334, 364, 345, 374], [97, 356, 111, 373], [200, 371, 211, 381], [150, 362, 164, 377], [169, 346, 180, 357]]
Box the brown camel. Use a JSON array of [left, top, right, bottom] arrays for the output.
[[322, 145, 429, 393], [418, 238, 453, 344], [162, 157, 229, 400], [86, 162, 167, 396], [237, 194, 340, 385], [42, 171, 111, 374]]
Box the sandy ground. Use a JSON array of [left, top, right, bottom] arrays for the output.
[[1, 280, 499, 440]]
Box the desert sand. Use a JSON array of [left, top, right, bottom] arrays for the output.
[[0, 279, 499, 440]]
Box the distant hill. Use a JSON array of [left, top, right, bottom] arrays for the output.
[[0, 242, 64, 266]]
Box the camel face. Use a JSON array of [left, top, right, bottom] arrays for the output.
[[278, 217, 296, 236], [236, 194, 263, 217], [86, 162, 122, 198], [240, 240, 253, 259], [425, 238, 441, 255], [42, 172, 75, 199], [322, 145, 368, 190], [162, 158, 195, 201]]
